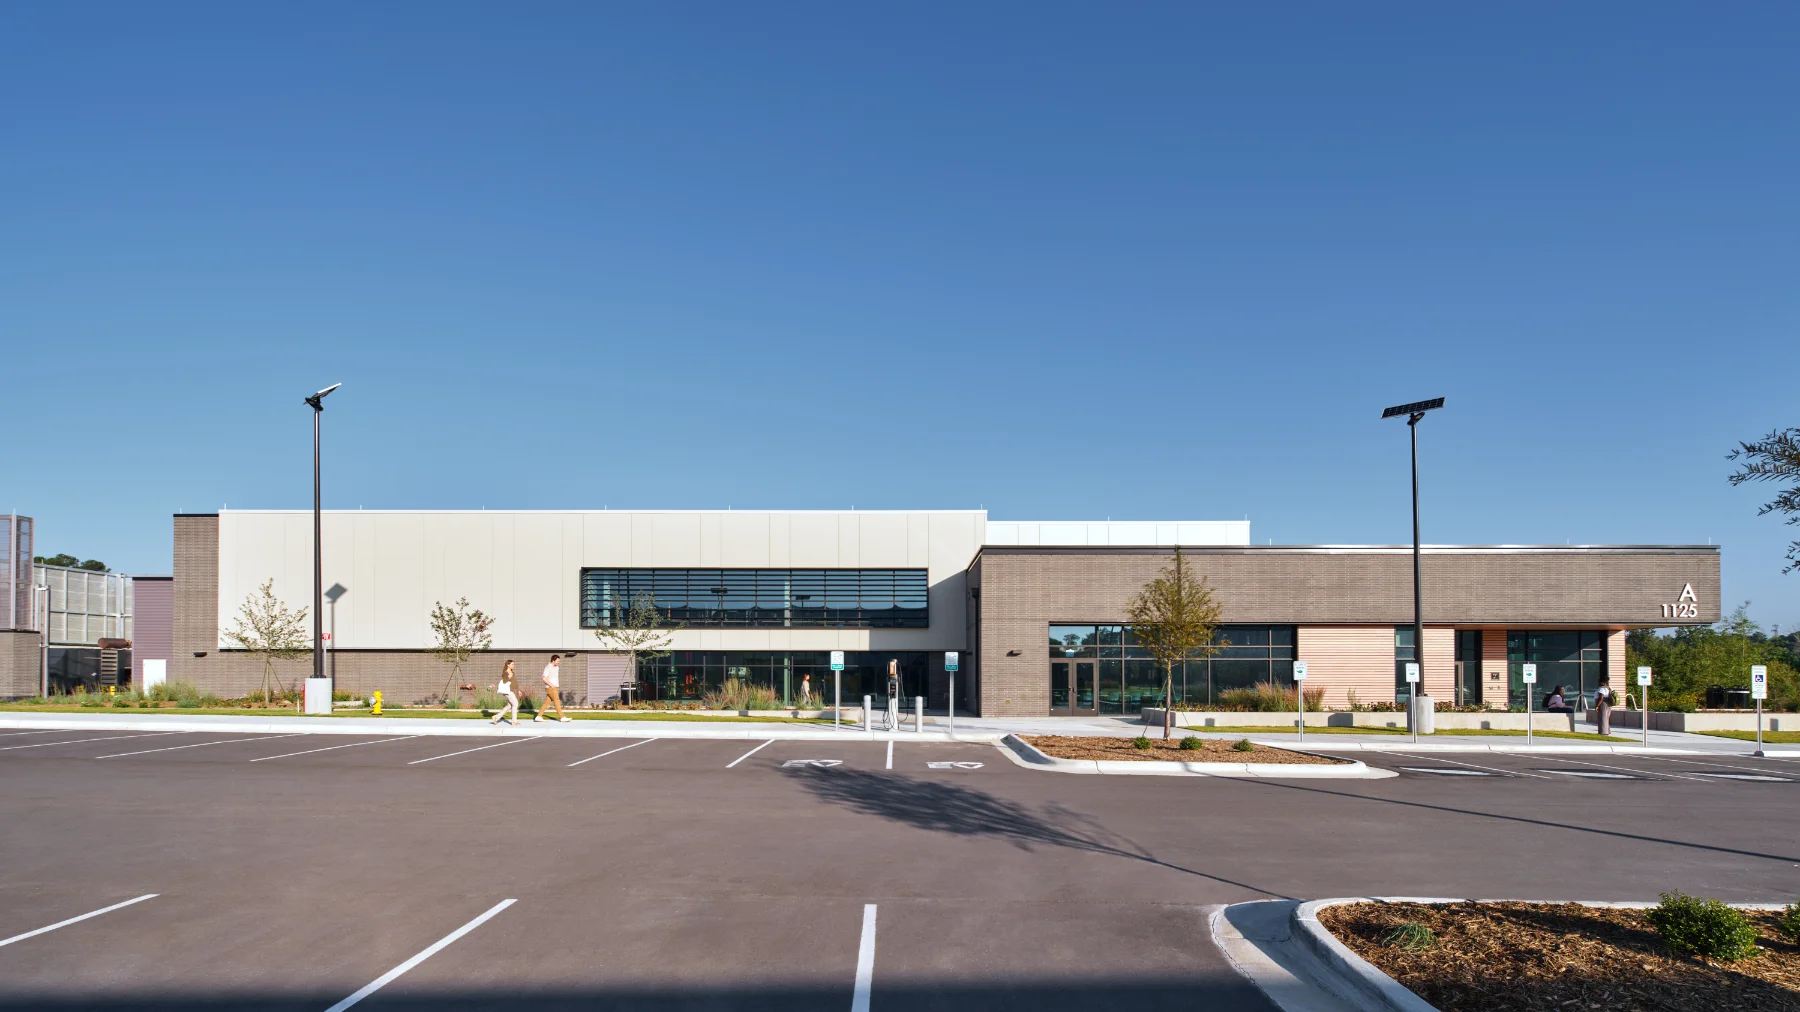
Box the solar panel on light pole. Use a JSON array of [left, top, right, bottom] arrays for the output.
[[1382, 397, 1445, 735]]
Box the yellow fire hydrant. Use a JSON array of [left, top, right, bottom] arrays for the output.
[[371, 690, 383, 716]]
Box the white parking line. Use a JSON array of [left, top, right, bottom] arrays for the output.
[[1374, 751, 1552, 779], [885, 740, 893, 770], [851, 903, 877, 1012], [726, 740, 772, 768], [96, 734, 303, 759], [323, 898, 516, 1012], [407, 737, 534, 765], [1513, 755, 1708, 781], [568, 738, 657, 767], [1633, 755, 1797, 778], [0, 731, 193, 753], [0, 894, 157, 948], [249, 736, 423, 762], [0, 729, 78, 739]]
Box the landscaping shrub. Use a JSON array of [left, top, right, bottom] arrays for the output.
[[151, 681, 202, 705], [703, 678, 780, 711], [1130, 735, 1152, 750], [1213, 684, 1325, 712], [1776, 902, 1800, 941], [1179, 735, 1204, 750], [177, 698, 202, 708], [112, 698, 131, 708], [443, 697, 462, 710], [1648, 891, 1759, 960], [1232, 738, 1254, 752], [1383, 922, 1436, 952]]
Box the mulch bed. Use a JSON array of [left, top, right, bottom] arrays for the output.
[[1319, 900, 1800, 1011], [1019, 734, 1343, 764]]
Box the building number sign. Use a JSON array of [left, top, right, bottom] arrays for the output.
[[1659, 583, 1700, 620]]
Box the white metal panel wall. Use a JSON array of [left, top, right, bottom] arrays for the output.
[[215, 510, 991, 651]]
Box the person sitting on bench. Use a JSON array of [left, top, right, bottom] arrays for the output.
[[1544, 685, 1574, 713]]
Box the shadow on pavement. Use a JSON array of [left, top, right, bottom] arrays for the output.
[[1230, 778, 1800, 865], [0, 978, 1276, 1012], [785, 765, 1289, 898]]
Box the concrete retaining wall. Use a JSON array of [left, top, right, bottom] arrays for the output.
[[1141, 707, 1582, 732]]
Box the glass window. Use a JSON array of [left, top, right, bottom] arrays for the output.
[[1049, 625, 1097, 657], [1508, 630, 1607, 709], [581, 569, 928, 629]]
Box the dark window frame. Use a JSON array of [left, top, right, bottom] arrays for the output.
[[581, 568, 929, 629]]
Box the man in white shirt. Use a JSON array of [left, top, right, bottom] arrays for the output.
[[534, 654, 570, 722]]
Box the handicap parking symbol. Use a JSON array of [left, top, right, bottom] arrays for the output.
[[926, 761, 984, 770], [781, 759, 843, 768]]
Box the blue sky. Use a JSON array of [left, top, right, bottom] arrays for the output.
[[3, 3, 1796, 629]]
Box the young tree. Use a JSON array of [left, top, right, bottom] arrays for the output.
[[430, 597, 495, 703], [1729, 427, 1800, 573], [222, 579, 310, 704], [1125, 548, 1225, 738], [592, 591, 675, 699]]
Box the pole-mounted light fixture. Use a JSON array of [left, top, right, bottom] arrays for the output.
[[305, 383, 342, 687], [1382, 396, 1446, 736]]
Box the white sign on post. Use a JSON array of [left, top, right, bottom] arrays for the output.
[[1751, 665, 1768, 701], [1404, 662, 1420, 683], [1521, 663, 1537, 684], [1637, 666, 1652, 687], [1293, 661, 1308, 681], [830, 650, 845, 671], [945, 652, 958, 672]]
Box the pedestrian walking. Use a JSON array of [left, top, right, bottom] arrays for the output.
[[535, 654, 571, 722], [490, 660, 520, 726], [1594, 673, 1614, 735], [799, 673, 812, 708]]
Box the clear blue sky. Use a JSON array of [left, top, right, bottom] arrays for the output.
[[3, 3, 1796, 630]]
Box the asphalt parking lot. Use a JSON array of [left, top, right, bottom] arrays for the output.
[[3, 727, 1798, 1010]]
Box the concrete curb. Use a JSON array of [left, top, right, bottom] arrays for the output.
[[1272, 741, 1800, 756], [999, 734, 1398, 778], [1279, 896, 1796, 1012], [0, 713, 1005, 743], [1290, 900, 1441, 1012]]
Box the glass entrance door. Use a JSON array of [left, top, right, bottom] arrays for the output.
[[1050, 660, 1097, 716]]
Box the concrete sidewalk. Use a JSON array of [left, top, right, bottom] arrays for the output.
[[0, 710, 1003, 742]]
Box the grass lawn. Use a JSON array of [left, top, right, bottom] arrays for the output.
[[1697, 729, 1800, 744], [1189, 724, 1632, 741]]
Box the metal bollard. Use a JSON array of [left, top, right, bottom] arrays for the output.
[[863, 695, 873, 734], [915, 696, 924, 733]]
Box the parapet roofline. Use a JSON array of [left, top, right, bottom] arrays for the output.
[[977, 543, 1719, 555]]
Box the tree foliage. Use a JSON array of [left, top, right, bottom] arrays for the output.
[[222, 579, 309, 703], [34, 553, 106, 571], [429, 597, 495, 702], [592, 591, 676, 693], [1125, 549, 1224, 738], [1627, 603, 1800, 711], [1728, 427, 1800, 573]]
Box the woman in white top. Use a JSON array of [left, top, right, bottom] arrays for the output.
[[490, 660, 520, 726], [1594, 674, 1614, 735]]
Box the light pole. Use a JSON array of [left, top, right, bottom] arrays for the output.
[[37, 582, 50, 698], [1382, 397, 1446, 735], [304, 383, 341, 686]]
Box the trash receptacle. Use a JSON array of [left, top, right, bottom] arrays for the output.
[[1726, 688, 1751, 709], [1410, 694, 1435, 734], [1705, 684, 1726, 708]]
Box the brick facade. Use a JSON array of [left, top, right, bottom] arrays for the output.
[[972, 545, 1718, 718]]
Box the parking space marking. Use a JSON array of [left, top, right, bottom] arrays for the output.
[[1398, 766, 1500, 776], [926, 761, 984, 770], [0, 731, 192, 753], [1373, 751, 1551, 779], [782, 759, 842, 768], [0, 894, 157, 949], [0, 729, 78, 739], [568, 738, 657, 767], [95, 734, 303, 759], [1510, 755, 1707, 781], [323, 898, 516, 1012], [885, 740, 893, 770], [1634, 755, 1798, 778], [1691, 771, 1793, 782], [1541, 769, 1645, 780], [249, 736, 424, 762], [726, 740, 772, 768], [852, 903, 876, 1012], [406, 737, 535, 765]]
